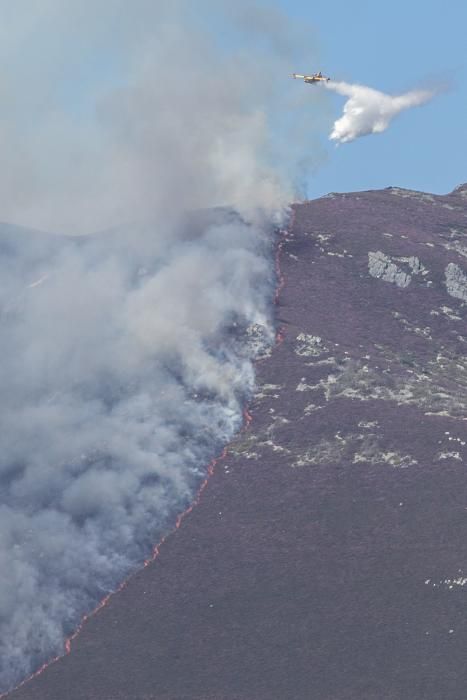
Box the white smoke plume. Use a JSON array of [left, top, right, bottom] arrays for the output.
[[0, 0, 320, 692], [324, 80, 435, 144]]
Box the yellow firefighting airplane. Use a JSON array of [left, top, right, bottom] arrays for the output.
[[292, 71, 330, 84]]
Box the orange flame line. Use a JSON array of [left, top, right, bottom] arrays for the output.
[[273, 210, 294, 345], [2, 217, 293, 698], [1, 445, 228, 698]]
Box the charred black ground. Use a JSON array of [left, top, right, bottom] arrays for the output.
[[10, 185, 467, 700]]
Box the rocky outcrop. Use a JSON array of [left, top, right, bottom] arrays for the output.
[[368, 251, 412, 287], [368, 251, 427, 288], [445, 262, 467, 302], [451, 182, 467, 198]]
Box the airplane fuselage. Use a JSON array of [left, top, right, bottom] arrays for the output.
[[292, 72, 330, 84]]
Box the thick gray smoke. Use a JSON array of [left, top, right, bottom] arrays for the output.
[[0, 217, 273, 691], [0, 1, 318, 692], [324, 80, 435, 143]]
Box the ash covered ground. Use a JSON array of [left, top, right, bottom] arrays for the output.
[[8, 184, 467, 700]]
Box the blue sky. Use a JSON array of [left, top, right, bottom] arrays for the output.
[[278, 0, 467, 198], [0, 0, 465, 233]]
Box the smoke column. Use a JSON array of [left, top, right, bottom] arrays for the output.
[[0, 1, 320, 692], [324, 80, 435, 143]]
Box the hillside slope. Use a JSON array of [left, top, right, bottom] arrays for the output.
[[10, 184, 467, 700]]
